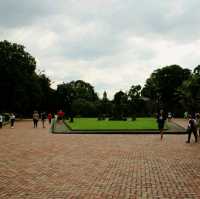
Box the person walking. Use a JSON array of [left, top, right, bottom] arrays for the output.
[[157, 109, 166, 140], [47, 113, 52, 124], [167, 112, 172, 122], [0, 113, 3, 129], [33, 111, 39, 128], [186, 114, 198, 143], [10, 113, 15, 128], [41, 112, 46, 128], [184, 111, 188, 119]]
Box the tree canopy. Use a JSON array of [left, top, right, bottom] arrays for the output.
[[1, 40, 199, 117], [142, 65, 191, 114], [0, 40, 54, 114]]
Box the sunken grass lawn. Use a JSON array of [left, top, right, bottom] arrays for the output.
[[67, 118, 161, 131]]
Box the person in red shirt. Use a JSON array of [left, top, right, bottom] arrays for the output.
[[57, 110, 64, 120], [47, 113, 52, 124]]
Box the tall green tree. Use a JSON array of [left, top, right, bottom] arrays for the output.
[[56, 80, 99, 117], [112, 91, 128, 118], [0, 40, 54, 114], [101, 91, 112, 116], [69, 80, 98, 101], [176, 66, 200, 112], [142, 65, 191, 114], [0, 40, 35, 112], [128, 85, 144, 115]]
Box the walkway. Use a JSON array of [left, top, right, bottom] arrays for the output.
[[172, 118, 188, 129], [0, 121, 200, 199]]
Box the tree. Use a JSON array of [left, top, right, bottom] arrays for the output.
[[128, 85, 141, 99], [101, 91, 110, 115], [194, 65, 200, 75], [142, 65, 191, 114], [69, 80, 98, 101], [0, 40, 53, 114], [72, 98, 97, 117], [128, 85, 144, 115], [111, 91, 128, 119], [0, 41, 33, 112], [56, 80, 99, 118], [177, 69, 200, 112], [56, 83, 75, 117], [37, 73, 55, 112]]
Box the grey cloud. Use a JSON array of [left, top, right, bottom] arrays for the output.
[[0, 0, 67, 28], [1, 0, 200, 97], [1, 0, 200, 42]]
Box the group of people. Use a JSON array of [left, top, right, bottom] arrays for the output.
[[32, 110, 65, 128], [32, 111, 53, 128], [0, 110, 64, 129], [0, 113, 16, 129], [157, 109, 200, 143]]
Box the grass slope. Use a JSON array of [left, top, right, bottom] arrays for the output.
[[67, 118, 159, 131]]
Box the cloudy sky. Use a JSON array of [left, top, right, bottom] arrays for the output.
[[1, 0, 200, 98]]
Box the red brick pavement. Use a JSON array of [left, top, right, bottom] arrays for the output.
[[172, 118, 188, 129], [0, 121, 200, 199]]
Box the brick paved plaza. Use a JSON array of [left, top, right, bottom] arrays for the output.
[[0, 121, 200, 199]]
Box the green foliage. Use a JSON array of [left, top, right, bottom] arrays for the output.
[[112, 91, 128, 119], [56, 80, 99, 117], [0, 40, 54, 114], [128, 85, 141, 99], [72, 98, 97, 117], [2, 40, 200, 117], [98, 91, 113, 117], [194, 65, 200, 75], [176, 70, 200, 112], [142, 65, 191, 114]]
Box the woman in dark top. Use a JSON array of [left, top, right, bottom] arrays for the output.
[[157, 109, 166, 140]]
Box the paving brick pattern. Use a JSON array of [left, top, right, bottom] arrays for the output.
[[0, 121, 200, 199], [173, 118, 188, 129]]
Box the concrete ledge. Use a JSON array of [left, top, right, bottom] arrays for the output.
[[52, 130, 187, 135]]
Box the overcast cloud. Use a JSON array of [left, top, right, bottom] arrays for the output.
[[1, 0, 200, 98]]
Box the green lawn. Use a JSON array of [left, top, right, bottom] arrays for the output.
[[67, 118, 160, 131]]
